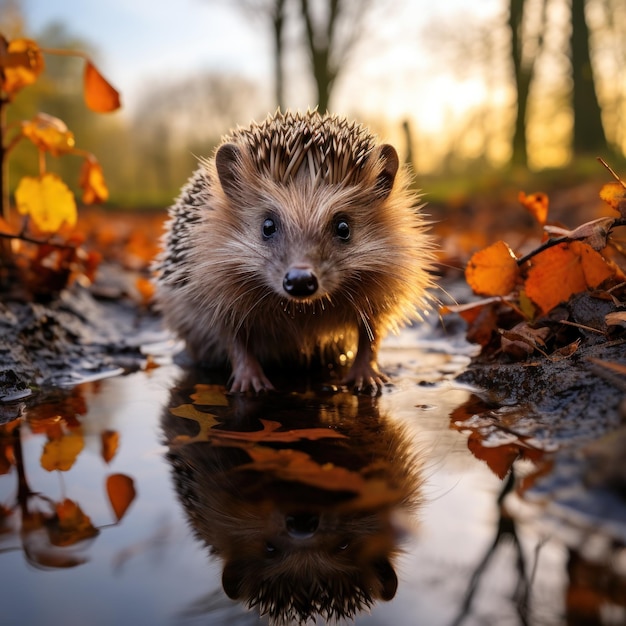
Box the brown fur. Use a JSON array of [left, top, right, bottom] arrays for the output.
[[153, 110, 434, 392], [162, 379, 422, 624]]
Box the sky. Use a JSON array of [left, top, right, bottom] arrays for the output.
[[16, 0, 507, 170]]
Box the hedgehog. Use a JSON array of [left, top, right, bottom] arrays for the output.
[[153, 110, 434, 393]]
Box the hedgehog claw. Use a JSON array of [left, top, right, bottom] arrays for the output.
[[342, 364, 388, 396], [228, 353, 275, 394]]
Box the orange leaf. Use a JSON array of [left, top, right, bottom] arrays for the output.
[[0, 37, 45, 95], [519, 191, 549, 225], [84, 60, 121, 113], [525, 242, 616, 314], [190, 384, 229, 407], [106, 474, 136, 521], [466, 240, 519, 296], [599, 182, 626, 218], [241, 447, 365, 493], [135, 276, 155, 305], [467, 434, 519, 479], [15, 173, 77, 233], [41, 432, 84, 472], [101, 430, 119, 464], [79, 158, 109, 204], [51, 499, 99, 546], [21, 113, 75, 156]]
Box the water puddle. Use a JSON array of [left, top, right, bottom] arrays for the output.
[[1, 331, 625, 625]]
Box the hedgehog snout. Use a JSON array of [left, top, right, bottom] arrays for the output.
[[283, 266, 319, 298]]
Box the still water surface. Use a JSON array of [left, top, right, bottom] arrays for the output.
[[0, 337, 622, 625]]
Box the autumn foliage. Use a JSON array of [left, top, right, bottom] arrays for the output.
[[0, 33, 120, 295], [447, 162, 626, 359]]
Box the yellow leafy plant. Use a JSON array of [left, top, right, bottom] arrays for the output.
[[0, 33, 121, 294]]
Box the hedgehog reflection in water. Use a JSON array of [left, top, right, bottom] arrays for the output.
[[162, 384, 423, 624], [153, 110, 435, 393]]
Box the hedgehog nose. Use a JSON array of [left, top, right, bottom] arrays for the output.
[[286, 513, 319, 539], [283, 267, 318, 298]]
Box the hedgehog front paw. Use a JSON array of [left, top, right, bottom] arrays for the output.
[[342, 362, 388, 395], [228, 360, 275, 394]]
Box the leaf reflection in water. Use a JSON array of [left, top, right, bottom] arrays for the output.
[[162, 375, 423, 624]]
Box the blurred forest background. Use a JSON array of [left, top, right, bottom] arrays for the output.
[[1, 0, 625, 208]]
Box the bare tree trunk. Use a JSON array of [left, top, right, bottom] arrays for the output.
[[508, 0, 547, 167], [571, 0, 608, 154], [300, 0, 339, 112], [272, 0, 286, 110], [509, 0, 529, 167]]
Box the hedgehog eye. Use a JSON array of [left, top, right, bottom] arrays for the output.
[[262, 217, 277, 239], [334, 219, 351, 242]]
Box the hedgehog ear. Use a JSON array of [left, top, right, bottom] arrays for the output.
[[374, 144, 399, 198], [374, 558, 398, 601], [221, 560, 243, 600], [215, 143, 243, 201]]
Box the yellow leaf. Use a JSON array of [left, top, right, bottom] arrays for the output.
[[190, 384, 229, 407], [41, 432, 84, 472], [15, 173, 77, 233], [466, 240, 520, 296], [84, 60, 121, 113], [79, 158, 108, 204], [21, 113, 75, 156], [0, 37, 45, 96], [599, 182, 626, 218], [106, 474, 136, 521]]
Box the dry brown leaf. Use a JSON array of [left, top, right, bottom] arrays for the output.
[[605, 311, 626, 328], [543, 217, 616, 252]]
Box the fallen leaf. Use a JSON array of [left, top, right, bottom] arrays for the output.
[[467, 434, 519, 479], [84, 60, 121, 112], [525, 242, 616, 314], [15, 173, 77, 233], [543, 217, 616, 251], [49, 499, 99, 546], [209, 419, 347, 445], [190, 384, 229, 407], [240, 447, 365, 493], [79, 158, 108, 204], [106, 474, 136, 522], [21, 113, 75, 156], [519, 191, 549, 225], [41, 432, 84, 472], [101, 430, 119, 464], [0, 37, 45, 95], [500, 322, 550, 359], [466, 240, 519, 297], [605, 311, 626, 328], [599, 182, 626, 218], [135, 276, 155, 306]]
